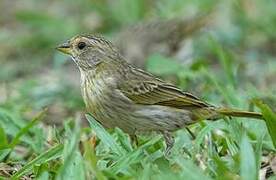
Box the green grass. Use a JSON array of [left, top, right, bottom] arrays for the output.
[[0, 0, 276, 179]]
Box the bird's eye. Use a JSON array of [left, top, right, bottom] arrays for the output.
[[77, 42, 86, 50]]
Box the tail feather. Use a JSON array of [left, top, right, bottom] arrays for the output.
[[216, 108, 263, 120]]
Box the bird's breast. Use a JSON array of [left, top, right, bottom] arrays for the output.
[[81, 73, 113, 111], [80, 72, 135, 131]]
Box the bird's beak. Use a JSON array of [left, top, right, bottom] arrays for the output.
[[56, 42, 72, 55]]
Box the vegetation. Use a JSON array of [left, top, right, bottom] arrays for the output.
[[0, 0, 275, 179]]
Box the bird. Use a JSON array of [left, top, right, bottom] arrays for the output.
[[114, 13, 212, 68], [56, 34, 263, 155]]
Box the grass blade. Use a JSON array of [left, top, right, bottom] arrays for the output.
[[109, 136, 161, 174], [175, 157, 213, 180], [209, 37, 236, 87], [240, 135, 257, 180], [86, 114, 126, 156], [11, 144, 63, 179], [0, 124, 8, 149], [9, 109, 47, 149], [194, 121, 224, 150], [57, 118, 85, 180], [83, 140, 107, 180], [255, 133, 265, 178], [254, 101, 276, 148]]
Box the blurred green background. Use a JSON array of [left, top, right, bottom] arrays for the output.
[[0, 0, 275, 179]]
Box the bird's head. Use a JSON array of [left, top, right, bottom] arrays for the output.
[[57, 35, 119, 70]]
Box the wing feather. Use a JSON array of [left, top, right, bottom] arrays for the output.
[[118, 67, 211, 109]]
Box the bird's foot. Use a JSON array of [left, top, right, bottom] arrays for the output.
[[130, 134, 139, 148], [163, 131, 175, 157]]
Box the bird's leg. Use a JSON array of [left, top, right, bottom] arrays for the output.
[[163, 131, 175, 156], [185, 127, 196, 140], [130, 134, 139, 147]]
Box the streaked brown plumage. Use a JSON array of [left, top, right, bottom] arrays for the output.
[[57, 35, 263, 154]]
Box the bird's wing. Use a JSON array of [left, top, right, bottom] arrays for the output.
[[118, 68, 211, 109]]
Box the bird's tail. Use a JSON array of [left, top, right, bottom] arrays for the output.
[[216, 108, 263, 120]]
